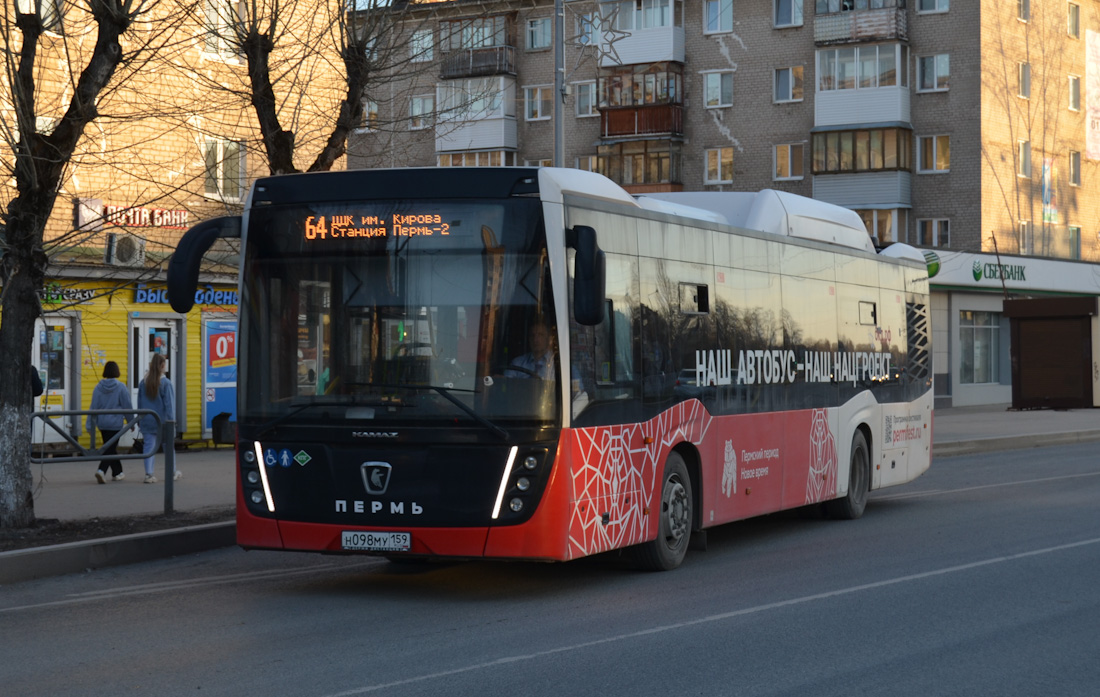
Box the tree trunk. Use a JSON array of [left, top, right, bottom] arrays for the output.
[[0, 261, 42, 528]]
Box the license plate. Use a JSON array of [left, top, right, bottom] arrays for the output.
[[341, 531, 411, 552]]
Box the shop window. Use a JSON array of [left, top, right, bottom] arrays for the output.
[[959, 310, 1000, 384]]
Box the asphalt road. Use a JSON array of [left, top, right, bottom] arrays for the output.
[[3, 443, 1099, 697]]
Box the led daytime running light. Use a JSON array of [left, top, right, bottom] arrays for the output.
[[254, 441, 276, 512], [491, 446, 519, 520]]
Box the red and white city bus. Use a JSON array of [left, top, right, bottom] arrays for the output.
[[168, 167, 932, 570]]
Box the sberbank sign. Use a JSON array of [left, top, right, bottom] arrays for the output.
[[972, 261, 1026, 282]]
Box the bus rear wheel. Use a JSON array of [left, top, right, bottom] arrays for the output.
[[826, 430, 869, 520], [632, 452, 692, 571]]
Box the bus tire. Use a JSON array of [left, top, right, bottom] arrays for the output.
[[632, 452, 692, 571], [826, 430, 869, 520]]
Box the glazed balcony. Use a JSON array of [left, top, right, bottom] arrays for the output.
[[600, 104, 683, 138]]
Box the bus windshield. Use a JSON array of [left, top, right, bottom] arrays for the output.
[[240, 198, 560, 428]]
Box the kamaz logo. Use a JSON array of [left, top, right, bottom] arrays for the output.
[[352, 431, 398, 438]]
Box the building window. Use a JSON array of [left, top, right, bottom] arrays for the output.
[[1018, 140, 1031, 177], [775, 67, 804, 102], [444, 15, 508, 51], [812, 127, 912, 174], [917, 54, 949, 92], [599, 63, 683, 107], [1069, 3, 1080, 38], [1019, 220, 1033, 254], [437, 77, 510, 120], [576, 155, 598, 171], [1017, 63, 1030, 98], [204, 137, 244, 201], [575, 82, 598, 117], [1017, 0, 1029, 22], [410, 96, 433, 130], [916, 218, 949, 247], [705, 147, 735, 184], [603, 0, 675, 30], [959, 311, 1000, 385], [1069, 75, 1081, 111], [525, 86, 552, 120], [917, 135, 950, 173], [578, 13, 599, 45], [704, 0, 733, 33], [818, 45, 906, 92], [1069, 226, 1082, 259], [917, 0, 949, 13], [1070, 150, 1081, 186], [16, 0, 64, 31], [703, 72, 733, 108], [527, 17, 552, 50], [525, 158, 554, 167], [774, 143, 804, 180], [774, 0, 802, 27], [598, 140, 681, 186], [410, 29, 433, 62], [856, 209, 905, 245], [204, 0, 241, 56], [358, 99, 379, 131], [438, 151, 517, 167]]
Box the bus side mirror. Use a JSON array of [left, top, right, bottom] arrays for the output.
[[167, 216, 242, 313], [567, 225, 606, 326]]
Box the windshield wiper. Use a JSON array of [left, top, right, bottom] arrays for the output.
[[347, 381, 509, 441], [424, 384, 510, 442], [254, 398, 399, 440], [257, 383, 510, 442]]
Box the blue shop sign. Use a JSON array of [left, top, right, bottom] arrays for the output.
[[134, 284, 239, 307]]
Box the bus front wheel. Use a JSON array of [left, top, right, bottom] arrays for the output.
[[826, 430, 869, 520], [632, 452, 692, 571]]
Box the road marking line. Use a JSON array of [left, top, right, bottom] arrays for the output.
[[875, 470, 1100, 501], [0, 560, 379, 614], [319, 536, 1100, 697]]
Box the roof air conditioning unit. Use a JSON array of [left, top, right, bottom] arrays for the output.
[[105, 233, 147, 267]]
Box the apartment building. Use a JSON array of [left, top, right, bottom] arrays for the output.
[[350, 0, 1100, 407]]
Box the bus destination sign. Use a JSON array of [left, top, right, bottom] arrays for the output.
[[304, 213, 451, 240]]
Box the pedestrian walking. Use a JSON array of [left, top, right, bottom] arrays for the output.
[[86, 361, 134, 483], [136, 353, 181, 484]]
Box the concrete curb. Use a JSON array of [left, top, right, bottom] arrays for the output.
[[0, 521, 235, 585], [933, 430, 1100, 458]]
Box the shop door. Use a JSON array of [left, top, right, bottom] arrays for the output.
[[32, 319, 73, 445], [131, 319, 179, 434]]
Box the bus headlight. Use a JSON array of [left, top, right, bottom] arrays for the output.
[[246, 470, 260, 485], [250, 490, 264, 504], [523, 456, 538, 470], [509, 498, 524, 512], [243, 448, 256, 464], [516, 477, 531, 492]]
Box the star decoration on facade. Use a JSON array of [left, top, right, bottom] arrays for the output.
[[564, 3, 632, 69]]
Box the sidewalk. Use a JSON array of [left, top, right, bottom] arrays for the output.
[[4, 404, 1100, 583]]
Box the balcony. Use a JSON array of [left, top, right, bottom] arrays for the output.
[[440, 46, 516, 79], [599, 26, 685, 67], [814, 7, 907, 45], [600, 104, 683, 138]]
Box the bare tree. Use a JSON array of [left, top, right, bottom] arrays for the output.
[[177, 0, 446, 176], [0, 0, 178, 527]]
